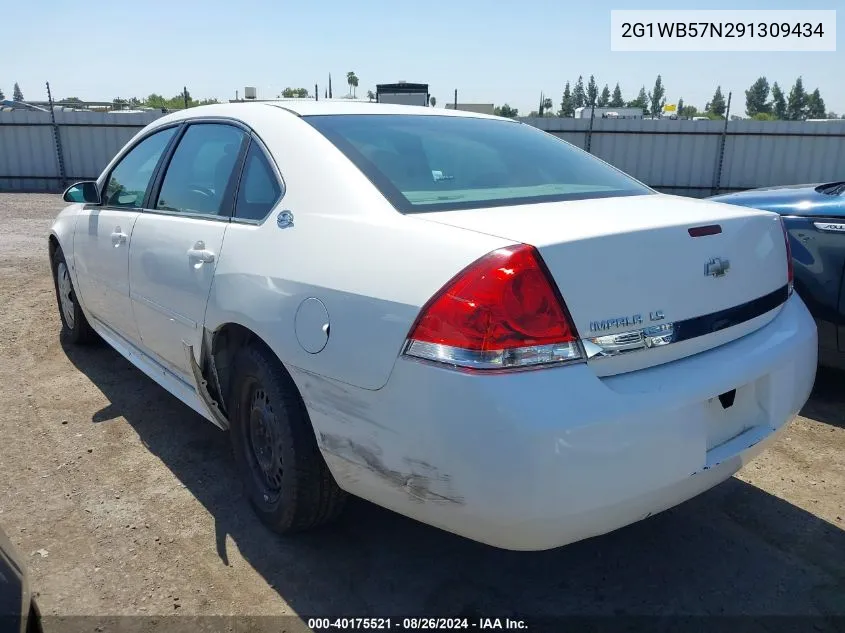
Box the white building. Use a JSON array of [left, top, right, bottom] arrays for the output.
[[574, 107, 643, 119]]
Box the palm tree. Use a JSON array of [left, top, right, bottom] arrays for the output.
[[366, 90, 376, 102], [346, 71, 359, 98]]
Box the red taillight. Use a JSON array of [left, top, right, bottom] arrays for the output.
[[404, 244, 583, 369], [779, 216, 794, 295]]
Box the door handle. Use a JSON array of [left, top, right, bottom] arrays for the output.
[[187, 241, 215, 264], [110, 227, 127, 246]]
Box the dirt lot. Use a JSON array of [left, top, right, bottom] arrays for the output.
[[0, 193, 843, 630]]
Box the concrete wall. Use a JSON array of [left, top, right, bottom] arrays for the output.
[[2, 108, 844, 196]]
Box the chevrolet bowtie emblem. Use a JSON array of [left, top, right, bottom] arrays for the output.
[[705, 257, 730, 277]]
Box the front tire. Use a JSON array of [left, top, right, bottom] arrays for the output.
[[229, 343, 347, 533], [51, 246, 96, 344]]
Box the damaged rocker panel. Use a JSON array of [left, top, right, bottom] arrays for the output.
[[183, 338, 230, 431]]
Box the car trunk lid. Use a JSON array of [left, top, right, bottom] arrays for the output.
[[414, 193, 790, 376]]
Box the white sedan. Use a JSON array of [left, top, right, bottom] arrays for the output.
[[49, 101, 817, 550]]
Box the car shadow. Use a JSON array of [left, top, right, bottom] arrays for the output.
[[61, 340, 845, 624], [800, 367, 845, 430]]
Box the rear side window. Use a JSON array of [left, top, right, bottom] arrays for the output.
[[235, 142, 282, 221], [305, 114, 652, 213], [155, 123, 246, 217], [103, 127, 177, 208]]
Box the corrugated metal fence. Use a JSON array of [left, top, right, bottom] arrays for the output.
[[524, 117, 845, 197], [0, 109, 164, 192], [1, 108, 844, 196]]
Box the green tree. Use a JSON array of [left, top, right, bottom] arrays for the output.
[[144, 93, 167, 109], [586, 75, 598, 106], [112, 97, 128, 110], [628, 86, 649, 115], [281, 87, 309, 98], [707, 86, 726, 116], [494, 104, 518, 118], [677, 97, 684, 116], [0, 87, 5, 100], [609, 83, 624, 107], [806, 88, 826, 119], [786, 77, 807, 120], [367, 90, 376, 102], [597, 84, 610, 107], [559, 81, 574, 117], [751, 112, 778, 121], [680, 104, 698, 118], [648, 75, 666, 117], [346, 71, 359, 98], [542, 96, 554, 116], [745, 76, 770, 117], [573, 76, 586, 109], [13, 82, 23, 101], [429, 96, 436, 107], [771, 82, 787, 119]]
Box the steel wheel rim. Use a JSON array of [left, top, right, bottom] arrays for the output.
[[57, 262, 75, 329], [246, 386, 283, 502]]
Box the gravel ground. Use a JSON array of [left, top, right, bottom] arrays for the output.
[[0, 193, 843, 631]]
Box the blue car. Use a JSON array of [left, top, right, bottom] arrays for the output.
[[711, 182, 845, 370]]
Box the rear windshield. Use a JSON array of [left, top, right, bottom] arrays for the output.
[[304, 114, 652, 213]]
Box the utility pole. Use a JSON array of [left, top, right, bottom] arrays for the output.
[[712, 91, 732, 195], [46, 81, 67, 189]]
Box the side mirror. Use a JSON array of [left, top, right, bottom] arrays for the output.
[[62, 181, 101, 204]]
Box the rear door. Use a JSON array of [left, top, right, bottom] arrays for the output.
[[128, 122, 248, 377], [73, 126, 178, 343]]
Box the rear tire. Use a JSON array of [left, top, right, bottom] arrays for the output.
[[51, 246, 96, 345], [229, 343, 347, 533]]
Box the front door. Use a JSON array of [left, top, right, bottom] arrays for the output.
[[128, 122, 248, 377], [73, 127, 178, 343]]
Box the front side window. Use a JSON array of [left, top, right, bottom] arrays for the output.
[[103, 127, 177, 208], [234, 142, 282, 221], [305, 114, 652, 213], [155, 123, 246, 217]]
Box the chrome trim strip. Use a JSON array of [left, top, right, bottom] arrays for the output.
[[813, 221, 845, 233], [581, 284, 790, 359], [583, 323, 675, 359]]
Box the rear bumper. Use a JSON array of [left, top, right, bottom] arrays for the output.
[[302, 293, 817, 550]]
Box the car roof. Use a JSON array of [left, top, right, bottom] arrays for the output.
[[154, 100, 504, 123]]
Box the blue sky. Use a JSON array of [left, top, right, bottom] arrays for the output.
[[5, 0, 842, 116]]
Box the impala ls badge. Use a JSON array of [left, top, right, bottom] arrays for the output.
[[705, 257, 730, 278], [589, 310, 665, 333]]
